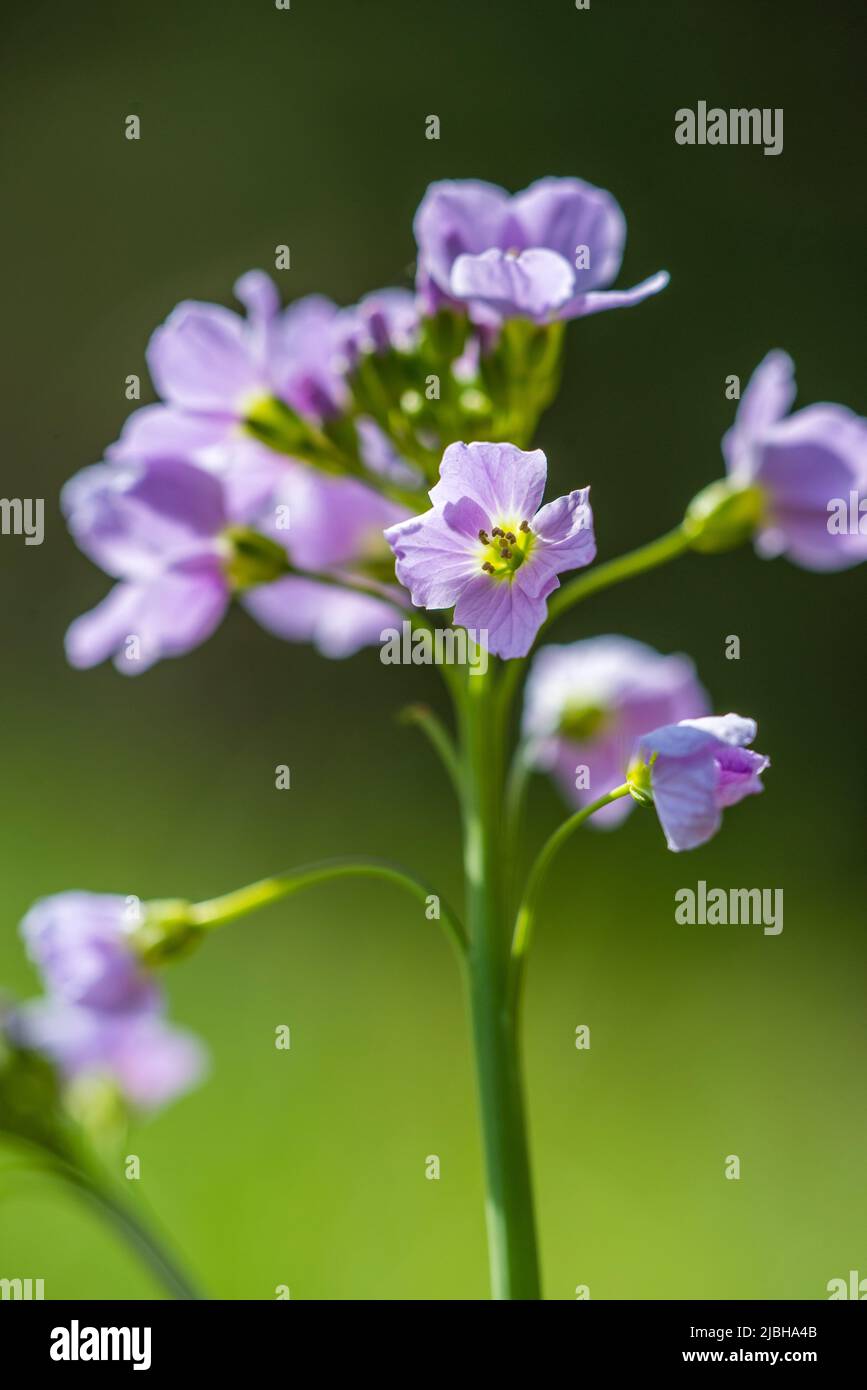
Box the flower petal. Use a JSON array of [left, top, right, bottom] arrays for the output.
[[451, 248, 575, 319], [429, 441, 548, 522]]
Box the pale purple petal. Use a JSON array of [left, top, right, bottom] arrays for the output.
[[523, 637, 710, 818], [429, 441, 548, 521], [243, 577, 399, 658], [752, 406, 867, 571], [454, 571, 554, 660], [451, 248, 575, 319], [723, 350, 797, 478], [148, 302, 262, 413], [563, 270, 670, 321], [510, 176, 626, 289], [11, 1001, 206, 1111], [385, 506, 481, 609], [67, 561, 230, 675], [20, 892, 156, 1013], [521, 488, 595, 595], [63, 459, 227, 580], [414, 179, 512, 295]]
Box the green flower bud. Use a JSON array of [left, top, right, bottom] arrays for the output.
[[244, 395, 310, 454], [132, 899, 204, 967], [223, 527, 290, 591], [684, 478, 765, 554]]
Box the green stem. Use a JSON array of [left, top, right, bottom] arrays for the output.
[[459, 670, 541, 1299], [510, 784, 631, 1010], [399, 704, 464, 804], [65, 1168, 202, 1300], [188, 857, 466, 957]]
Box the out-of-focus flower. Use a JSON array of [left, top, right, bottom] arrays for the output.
[[9, 1000, 206, 1111], [522, 637, 710, 824], [385, 441, 595, 659], [719, 350, 867, 571], [63, 458, 287, 674], [21, 893, 156, 1013], [242, 471, 408, 658], [629, 714, 769, 852], [414, 176, 668, 324]]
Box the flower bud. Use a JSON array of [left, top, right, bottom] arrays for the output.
[[223, 527, 291, 590], [683, 478, 765, 553]]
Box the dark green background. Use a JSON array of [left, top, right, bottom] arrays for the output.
[[1, 0, 864, 1298]]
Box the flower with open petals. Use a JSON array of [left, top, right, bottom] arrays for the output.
[[63, 458, 293, 674], [631, 714, 769, 852], [523, 637, 710, 823], [64, 459, 238, 674], [414, 176, 668, 324], [722, 350, 867, 571], [385, 441, 595, 659]]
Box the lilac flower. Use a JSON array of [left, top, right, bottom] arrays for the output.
[[9, 1000, 206, 1111], [384, 442, 596, 660], [20, 893, 156, 1013], [242, 471, 408, 658], [414, 177, 668, 324], [723, 351, 867, 571], [63, 458, 238, 674], [523, 637, 710, 825], [631, 714, 769, 852]]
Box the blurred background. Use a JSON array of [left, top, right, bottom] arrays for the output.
[[1, 0, 864, 1299]]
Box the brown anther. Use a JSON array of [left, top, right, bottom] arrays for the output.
[[519, 520, 530, 533], [500, 547, 512, 559], [491, 526, 504, 538], [478, 529, 490, 544], [482, 561, 495, 574], [505, 531, 516, 543]]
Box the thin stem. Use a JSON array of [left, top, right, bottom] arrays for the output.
[[399, 704, 464, 804], [510, 784, 631, 1009], [188, 856, 467, 957], [65, 1168, 202, 1301], [0, 1151, 202, 1301]]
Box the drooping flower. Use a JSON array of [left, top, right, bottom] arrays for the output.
[[9, 1000, 206, 1111], [523, 637, 710, 824], [20, 892, 157, 1013], [721, 350, 867, 571], [242, 470, 408, 658], [630, 714, 769, 852], [63, 458, 287, 674], [414, 176, 669, 324], [384, 441, 596, 659]]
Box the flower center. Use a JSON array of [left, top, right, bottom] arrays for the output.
[[559, 703, 609, 741], [478, 520, 533, 579]]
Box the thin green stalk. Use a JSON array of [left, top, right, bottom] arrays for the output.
[[399, 704, 464, 804], [458, 669, 541, 1299], [510, 784, 631, 1010], [188, 857, 466, 958]]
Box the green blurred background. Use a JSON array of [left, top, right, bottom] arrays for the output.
[[1, 0, 865, 1299]]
